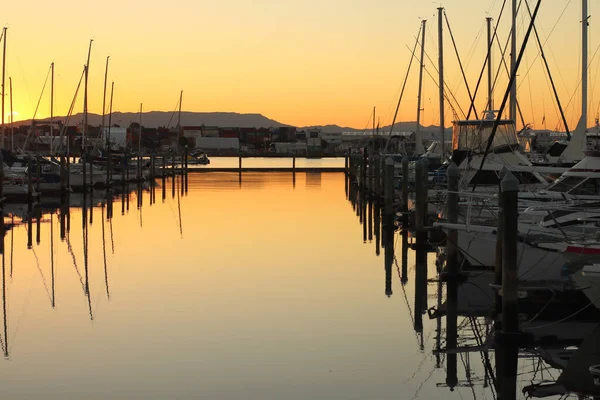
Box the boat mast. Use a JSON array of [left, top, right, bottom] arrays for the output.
[[177, 90, 183, 149], [415, 19, 427, 156], [101, 56, 109, 149], [509, 0, 517, 123], [486, 17, 494, 112], [9, 77, 13, 152], [438, 8, 445, 157], [83, 40, 93, 157], [138, 103, 142, 180], [107, 82, 114, 149], [1, 27, 6, 150], [50, 62, 54, 155], [582, 0, 589, 131]]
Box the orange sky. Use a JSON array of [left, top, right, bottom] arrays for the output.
[[1, 0, 598, 130]]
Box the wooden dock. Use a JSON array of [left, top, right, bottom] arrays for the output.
[[159, 167, 346, 173]]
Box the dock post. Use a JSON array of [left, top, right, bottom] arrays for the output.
[[106, 148, 112, 189], [292, 156, 296, 172], [82, 151, 87, 193], [162, 154, 166, 202], [89, 159, 94, 193], [401, 158, 409, 213], [384, 216, 393, 297], [171, 153, 176, 178], [368, 154, 374, 198], [35, 155, 41, 200], [373, 154, 380, 201], [344, 151, 349, 174], [360, 148, 368, 191], [445, 163, 460, 390], [238, 151, 242, 172], [0, 151, 4, 208], [66, 155, 70, 189], [374, 200, 381, 256], [497, 172, 520, 400], [383, 157, 394, 223], [414, 159, 428, 336], [183, 146, 188, 194], [27, 156, 33, 205], [171, 153, 176, 198], [60, 155, 66, 199]]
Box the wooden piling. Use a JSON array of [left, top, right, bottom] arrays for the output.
[[445, 163, 460, 389], [60, 155, 66, 199], [344, 151, 349, 174], [66, 155, 70, 189], [501, 172, 519, 334], [0, 151, 4, 205], [498, 172, 520, 400], [171, 153, 176, 180], [183, 146, 188, 194], [368, 154, 374, 197], [401, 157, 409, 213], [35, 155, 41, 199], [414, 159, 428, 335], [384, 157, 394, 221], [106, 148, 112, 189], [360, 148, 367, 190], [238, 151, 242, 172], [27, 156, 33, 205], [373, 154, 380, 200]]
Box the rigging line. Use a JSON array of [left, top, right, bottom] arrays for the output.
[[467, 0, 508, 119], [109, 217, 115, 254], [26, 231, 53, 305], [473, 0, 542, 193], [515, 0, 573, 94], [559, 42, 600, 119], [421, 48, 466, 118], [66, 233, 85, 293], [524, 293, 600, 330], [444, 11, 478, 118], [523, 0, 570, 136], [101, 206, 109, 300], [420, 61, 464, 120], [166, 96, 181, 129], [23, 65, 52, 150], [388, 24, 422, 138], [56, 66, 85, 154]]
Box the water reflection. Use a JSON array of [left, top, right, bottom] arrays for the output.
[[346, 176, 600, 400], [1, 171, 599, 398]]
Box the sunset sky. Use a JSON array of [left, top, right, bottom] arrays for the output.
[[1, 0, 597, 130]]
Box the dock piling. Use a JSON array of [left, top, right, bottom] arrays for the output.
[[384, 157, 394, 221], [401, 158, 409, 213]]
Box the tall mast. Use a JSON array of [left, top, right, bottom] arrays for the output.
[[582, 0, 589, 130], [139, 103, 142, 155], [177, 90, 183, 148], [486, 17, 494, 111], [415, 19, 427, 156], [9, 77, 12, 152], [509, 0, 517, 123], [50, 62, 54, 155], [107, 82, 114, 148], [438, 8, 445, 157], [1, 27, 6, 149], [101, 56, 110, 149], [83, 40, 93, 155]]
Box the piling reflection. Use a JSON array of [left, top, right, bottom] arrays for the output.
[[346, 167, 600, 400]]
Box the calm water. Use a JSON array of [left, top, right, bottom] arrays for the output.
[[0, 167, 579, 399]]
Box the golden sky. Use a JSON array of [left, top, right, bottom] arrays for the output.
[[1, 0, 598, 130]]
